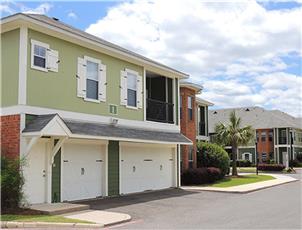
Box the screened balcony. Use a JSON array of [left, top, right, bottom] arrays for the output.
[[146, 72, 174, 124]]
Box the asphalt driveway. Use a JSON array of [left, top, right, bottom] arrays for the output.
[[81, 170, 302, 229]]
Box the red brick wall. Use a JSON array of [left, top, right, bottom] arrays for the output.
[[257, 128, 274, 162], [180, 87, 197, 171], [0, 115, 20, 158]]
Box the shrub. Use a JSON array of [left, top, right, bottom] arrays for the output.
[[181, 167, 221, 185], [257, 164, 285, 171], [197, 142, 229, 177], [296, 153, 302, 162], [289, 159, 300, 167], [230, 160, 252, 167], [1, 156, 26, 210], [207, 167, 221, 182]]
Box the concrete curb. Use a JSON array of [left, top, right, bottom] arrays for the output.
[[103, 216, 132, 227], [182, 177, 299, 194], [0, 221, 104, 229]]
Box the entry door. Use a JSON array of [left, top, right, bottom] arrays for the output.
[[23, 141, 47, 204], [62, 143, 104, 201]]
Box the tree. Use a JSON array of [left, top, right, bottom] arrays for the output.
[[214, 110, 254, 176]]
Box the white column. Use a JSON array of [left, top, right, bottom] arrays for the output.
[[177, 144, 181, 187]]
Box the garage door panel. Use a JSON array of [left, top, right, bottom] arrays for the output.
[[121, 145, 174, 194], [62, 143, 104, 201]]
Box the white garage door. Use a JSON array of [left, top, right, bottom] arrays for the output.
[[23, 141, 47, 204], [62, 143, 105, 201], [121, 144, 175, 194]]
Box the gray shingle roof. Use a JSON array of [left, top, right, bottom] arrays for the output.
[[209, 107, 302, 133], [23, 114, 57, 132], [23, 114, 191, 144], [2, 13, 188, 77]]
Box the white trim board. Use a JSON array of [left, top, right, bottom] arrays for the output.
[[0, 105, 180, 132], [18, 26, 27, 105]]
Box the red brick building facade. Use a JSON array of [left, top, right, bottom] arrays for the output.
[[256, 128, 274, 162], [0, 114, 20, 158], [180, 87, 198, 170]]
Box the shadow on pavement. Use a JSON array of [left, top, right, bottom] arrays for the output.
[[74, 188, 198, 210]]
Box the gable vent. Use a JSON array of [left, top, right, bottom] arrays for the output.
[[245, 108, 250, 111], [213, 111, 217, 114]]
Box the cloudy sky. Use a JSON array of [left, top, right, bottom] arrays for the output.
[[1, 0, 301, 117]]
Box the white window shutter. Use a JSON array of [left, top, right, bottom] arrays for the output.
[[77, 57, 86, 98], [137, 75, 143, 109], [120, 70, 128, 105], [99, 64, 106, 102], [46, 49, 59, 72]]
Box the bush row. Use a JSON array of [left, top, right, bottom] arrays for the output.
[[229, 160, 253, 167], [181, 167, 221, 185], [257, 164, 285, 171], [289, 159, 302, 167]]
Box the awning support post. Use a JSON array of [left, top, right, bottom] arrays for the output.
[[51, 137, 67, 164]]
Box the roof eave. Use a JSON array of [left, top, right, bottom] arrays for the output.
[[1, 13, 189, 78]]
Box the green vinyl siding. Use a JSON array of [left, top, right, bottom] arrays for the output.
[[1, 29, 19, 107], [52, 141, 61, 203], [108, 140, 119, 196], [27, 29, 144, 121]]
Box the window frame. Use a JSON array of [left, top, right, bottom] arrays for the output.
[[187, 96, 193, 121], [125, 68, 139, 110], [84, 56, 101, 103], [188, 146, 194, 168], [31, 39, 49, 72], [261, 131, 266, 142]]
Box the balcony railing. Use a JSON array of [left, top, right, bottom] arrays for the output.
[[146, 98, 174, 123], [199, 122, 206, 136]]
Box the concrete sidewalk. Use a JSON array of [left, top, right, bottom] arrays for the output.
[[182, 173, 299, 193], [63, 210, 131, 226]]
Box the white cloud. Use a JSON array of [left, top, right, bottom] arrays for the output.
[[0, 4, 15, 15], [85, 0, 301, 116], [67, 11, 77, 20], [22, 3, 52, 15]]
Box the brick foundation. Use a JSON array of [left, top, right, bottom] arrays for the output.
[[0, 114, 20, 158]]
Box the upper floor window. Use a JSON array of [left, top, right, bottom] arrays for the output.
[[86, 61, 99, 100], [77, 56, 106, 102], [188, 96, 193, 121], [33, 44, 47, 69], [261, 131, 266, 142], [269, 131, 273, 142], [127, 72, 137, 107], [256, 132, 259, 142], [120, 69, 142, 109], [31, 39, 59, 72]]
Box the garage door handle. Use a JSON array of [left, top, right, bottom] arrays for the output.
[[96, 160, 103, 162], [144, 159, 153, 161]]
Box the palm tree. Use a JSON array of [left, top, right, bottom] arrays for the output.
[[214, 110, 254, 176]]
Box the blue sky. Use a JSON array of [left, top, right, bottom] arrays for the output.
[[1, 1, 301, 116]]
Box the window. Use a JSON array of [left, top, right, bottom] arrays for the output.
[[261, 131, 266, 142], [269, 152, 273, 159], [188, 146, 194, 168], [256, 132, 259, 142], [31, 40, 48, 70], [86, 60, 99, 100], [31, 40, 59, 72], [180, 95, 182, 119], [127, 72, 137, 107], [269, 131, 273, 142], [188, 96, 193, 121], [262, 152, 267, 161]]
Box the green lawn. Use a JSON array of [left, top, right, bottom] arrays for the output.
[[210, 174, 275, 188], [0, 215, 93, 224]]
